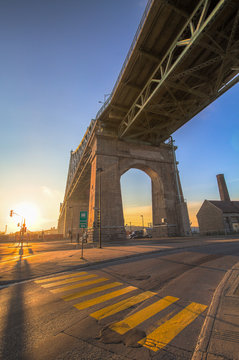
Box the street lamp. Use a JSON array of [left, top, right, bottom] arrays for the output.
[[69, 206, 74, 243], [140, 215, 144, 229], [96, 168, 103, 248], [98, 93, 111, 104], [9, 209, 27, 246]]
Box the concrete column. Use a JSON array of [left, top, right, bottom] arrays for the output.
[[57, 210, 64, 234], [151, 175, 166, 226], [176, 202, 191, 236], [63, 200, 73, 238], [88, 153, 125, 242]]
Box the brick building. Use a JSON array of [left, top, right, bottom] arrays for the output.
[[197, 174, 239, 235]]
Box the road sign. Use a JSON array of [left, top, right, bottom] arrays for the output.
[[80, 211, 88, 221], [79, 222, 87, 228], [79, 211, 88, 228]]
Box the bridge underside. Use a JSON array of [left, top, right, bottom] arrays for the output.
[[98, 0, 239, 145], [58, 134, 191, 242]]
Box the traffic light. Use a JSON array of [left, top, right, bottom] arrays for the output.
[[97, 210, 101, 228], [10, 210, 13, 217]]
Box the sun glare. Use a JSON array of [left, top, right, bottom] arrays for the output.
[[13, 202, 40, 228]]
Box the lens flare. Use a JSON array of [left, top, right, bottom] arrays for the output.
[[13, 202, 40, 228]]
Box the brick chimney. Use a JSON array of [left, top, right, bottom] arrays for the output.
[[216, 174, 230, 202]]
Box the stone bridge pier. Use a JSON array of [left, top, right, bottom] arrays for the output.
[[59, 133, 191, 242]]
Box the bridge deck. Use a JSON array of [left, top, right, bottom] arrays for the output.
[[97, 0, 239, 145]]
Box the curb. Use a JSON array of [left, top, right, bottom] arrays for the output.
[[191, 261, 239, 360], [0, 248, 173, 288], [0, 241, 208, 288], [0, 240, 234, 289]]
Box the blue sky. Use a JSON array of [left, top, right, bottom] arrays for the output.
[[0, 0, 238, 232]]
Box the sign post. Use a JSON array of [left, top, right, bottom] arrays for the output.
[[79, 211, 88, 259]]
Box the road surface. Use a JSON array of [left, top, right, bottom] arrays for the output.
[[0, 238, 238, 359]]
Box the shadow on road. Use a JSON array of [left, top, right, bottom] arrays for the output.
[[0, 250, 31, 360]]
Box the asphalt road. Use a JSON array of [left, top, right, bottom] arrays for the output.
[[0, 240, 78, 260], [0, 240, 239, 360]]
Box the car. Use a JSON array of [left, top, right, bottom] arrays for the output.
[[129, 230, 144, 239], [129, 230, 152, 239]]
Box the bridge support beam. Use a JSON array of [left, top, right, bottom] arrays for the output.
[[87, 141, 125, 242], [86, 134, 190, 242], [59, 133, 191, 241]]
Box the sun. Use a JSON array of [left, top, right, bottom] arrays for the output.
[[13, 202, 40, 228]]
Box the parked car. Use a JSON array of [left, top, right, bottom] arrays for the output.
[[129, 230, 144, 239], [129, 230, 152, 239]]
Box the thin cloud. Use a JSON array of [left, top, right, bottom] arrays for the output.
[[41, 186, 62, 198]]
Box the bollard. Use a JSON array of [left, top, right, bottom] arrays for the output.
[[76, 233, 80, 249], [81, 236, 84, 259]]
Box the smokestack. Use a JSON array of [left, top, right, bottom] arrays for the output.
[[216, 174, 230, 202]]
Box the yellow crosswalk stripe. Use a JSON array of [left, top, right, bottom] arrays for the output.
[[139, 302, 208, 351], [51, 277, 109, 294], [90, 291, 157, 320], [35, 272, 88, 284], [62, 282, 123, 301], [74, 286, 137, 311], [110, 295, 179, 335], [41, 274, 98, 288]]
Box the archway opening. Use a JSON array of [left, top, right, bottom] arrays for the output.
[[120, 168, 152, 234]]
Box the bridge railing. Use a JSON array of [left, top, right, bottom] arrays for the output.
[[96, 0, 154, 119], [64, 119, 96, 196]]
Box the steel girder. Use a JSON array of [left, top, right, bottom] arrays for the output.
[[118, 0, 239, 142]]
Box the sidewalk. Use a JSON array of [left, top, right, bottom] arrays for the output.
[[0, 236, 215, 286], [1, 237, 239, 287], [192, 261, 239, 360]]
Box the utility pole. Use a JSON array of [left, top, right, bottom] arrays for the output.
[[69, 206, 74, 242], [10, 210, 27, 246], [140, 215, 144, 229], [97, 168, 103, 248]]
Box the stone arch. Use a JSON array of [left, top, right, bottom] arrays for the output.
[[119, 160, 166, 228], [63, 134, 191, 242]]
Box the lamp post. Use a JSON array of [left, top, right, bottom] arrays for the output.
[[96, 168, 103, 248], [98, 93, 111, 104], [69, 206, 74, 242], [9, 210, 27, 247], [140, 215, 144, 229]]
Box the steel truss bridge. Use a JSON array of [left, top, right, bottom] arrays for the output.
[[61, 0, 239, 218]]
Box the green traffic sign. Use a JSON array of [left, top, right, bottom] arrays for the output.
[[79, 211, 88, 228], [79, 223, 87, 228], [80, 211, 88, 221]]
